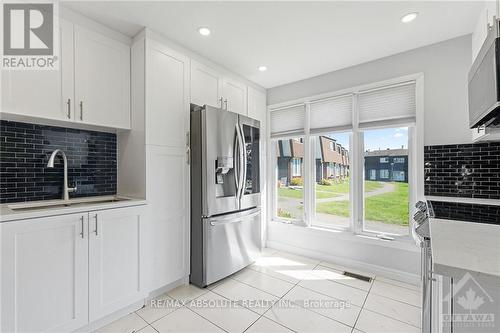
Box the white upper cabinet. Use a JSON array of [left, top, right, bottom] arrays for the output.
[[89, 206, 144, 321], [1, 213, 89, 333], [74, 25, 131, 129], [1, 18, 131, 130], [472, 1, 500, 62], [146, 40, 190, 146], [190, 59, 248, 114], [222, 77, 247, 115], [247, 86, 267, 123], [1, 19, 74, 121], [190, 60, 222, 108]]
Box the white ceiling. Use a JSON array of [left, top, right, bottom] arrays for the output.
[[62, 1, 483, 88]]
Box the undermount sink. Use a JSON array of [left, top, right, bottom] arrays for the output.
[[7, 197, 131, 211]]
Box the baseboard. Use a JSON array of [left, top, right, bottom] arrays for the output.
[[75, 299, 145, 333], [73, 276, 189, 333], [146, 276, 189, 300], [266, 240, 420, 286]]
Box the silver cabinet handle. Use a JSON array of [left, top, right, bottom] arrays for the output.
[[66, 99, 71, 119], [93, 214, 98, 236], [80, 216, 85, 239], [219, 97, 224, 109], [79, 101, 83, 120], [224, 99, 228, 111]]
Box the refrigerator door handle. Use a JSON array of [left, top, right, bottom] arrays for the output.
[[208, 208, 261, 226], [233, 126, 240, 193], [239, 123, 248, 198], [236, 123, 245, 200], [209, 210, 260, 226]]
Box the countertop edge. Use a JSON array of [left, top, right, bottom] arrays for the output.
[[433, 263, 500, 284], [0, 198, 147, 223], [425, 195, 500, 206]]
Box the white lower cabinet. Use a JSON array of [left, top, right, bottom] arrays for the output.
[[1, 213, 89, 333], [0, 205, 145, 333], [89, 207, 144, 321]]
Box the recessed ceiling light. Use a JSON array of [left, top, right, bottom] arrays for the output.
[[198, 27, 211, 36], [401, 12, 418, 23], [258, 65, 267, 72]]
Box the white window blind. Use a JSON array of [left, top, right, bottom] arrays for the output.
[[270, 104, 305, 137], [358, 82, 416, 126], [310, 95, 353, 133]]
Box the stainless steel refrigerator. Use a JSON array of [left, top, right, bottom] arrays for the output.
[[190, 104, 261, 288]]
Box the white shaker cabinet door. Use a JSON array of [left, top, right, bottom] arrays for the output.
[[74, 25, 130, 129], [222, 77, 247, 115], [190, 60, 222, 109], [247, 86, 267, 123], [1, 213, 89, 333], [1, 19, 74, 121], [146, 40, 190, 147], [144, 145, 189, 290], [88, 206, 144, 321]]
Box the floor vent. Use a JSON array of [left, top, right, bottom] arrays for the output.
[[343, 271, 372, 283]]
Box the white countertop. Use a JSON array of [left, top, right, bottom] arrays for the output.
[[0, 196, 147, 223], [425, 195, 500, 206], [430, 218, 500, 278]]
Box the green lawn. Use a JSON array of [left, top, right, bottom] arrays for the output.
[[278, 187, 341, 199], [278, 179, 383, 199], [316, 182, 409, 225], [365, 182, 409, 225]]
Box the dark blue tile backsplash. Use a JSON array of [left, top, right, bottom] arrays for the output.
[[424, 142, 500, 199], [0, 120, 117, 204], [428, 201, 500, 225]]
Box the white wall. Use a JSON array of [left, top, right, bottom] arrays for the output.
[[267, 35, 472, 146]]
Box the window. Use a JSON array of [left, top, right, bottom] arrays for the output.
[[270, 79, 418, 239], [393, 171, 405, 182], [276, 137, 303, 220], [363, 127, 409, 236], [291, 158, 302, 177], [312, 133, 351, 229], [379, 169, 389, 179]]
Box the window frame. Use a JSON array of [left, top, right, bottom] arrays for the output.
[[268, 74, 424, 242], [357, 125, 415, 238], [309, 132, 353, 231]]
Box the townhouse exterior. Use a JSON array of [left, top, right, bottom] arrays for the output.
[[364, 148, 408, 182], [277, 136, 349, 185]]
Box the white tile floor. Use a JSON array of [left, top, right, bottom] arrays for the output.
[[95, 248, 422, 333]]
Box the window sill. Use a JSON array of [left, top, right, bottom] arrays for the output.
[[269, 219, 420, 252]]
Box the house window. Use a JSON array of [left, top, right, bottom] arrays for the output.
[[393, 171, 405, 181], [291, 158, 301, 177], [270, 78, 418, 239]]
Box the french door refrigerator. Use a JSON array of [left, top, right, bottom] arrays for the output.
[[190, 104, 261, 288]]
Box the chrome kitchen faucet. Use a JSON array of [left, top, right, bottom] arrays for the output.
[[46, 149, 77, 201]]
